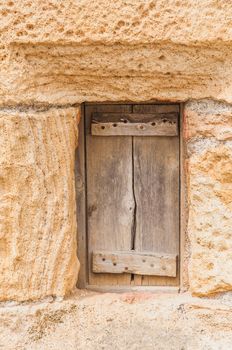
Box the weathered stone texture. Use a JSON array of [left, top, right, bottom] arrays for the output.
[[1, 292, 232, 350], [184, 100, 232, 141], [0, 1, 232, 105], [0, 107, 80, 301], [1, 0, 232, 44], [1, 42, 231, 106], [185, 101, 232, 296], [0, 0, 231, 302]]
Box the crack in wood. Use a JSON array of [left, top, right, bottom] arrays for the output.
[[131, 136, 137, 283], [131, 136, 137, 252]]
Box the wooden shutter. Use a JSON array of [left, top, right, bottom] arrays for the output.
[[79, 103, 180, 289], [132, 105, 179, 287]]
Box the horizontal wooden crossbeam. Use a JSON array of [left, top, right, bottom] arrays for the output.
[[91, 112, 178, 136], [92, 251, 177, 277]]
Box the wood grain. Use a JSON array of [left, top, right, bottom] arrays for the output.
[[76, 105, 87, 288], [92, 112, 178, 123], [133, 104, 180, 114], [91, 118, 178, 136], [86, 104, 133, 286], [133, 135, 180, 286], [93, 251, 177, 277], [83, 103, 180, 289]]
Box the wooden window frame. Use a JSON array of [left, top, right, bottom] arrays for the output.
[[75, 102, 187, 293]]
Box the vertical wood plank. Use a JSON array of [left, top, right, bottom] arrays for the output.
[[76, 105, 87, 288], [86, 104, 134, 286], [179, 103, 188, 291], [133, 135, 180, 286]]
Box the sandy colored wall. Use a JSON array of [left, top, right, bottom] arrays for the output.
[[0, 107, 80, 301], [0, 0, 232, 302], [1, 100, 232, 301], [184, 100, 232, 296], [0, 1, 232, 105], [1, 292, 232, 350]]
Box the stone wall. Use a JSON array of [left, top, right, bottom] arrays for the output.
[[1, 1, 232, 105], [1, 101, 232, 301], [0, 0, 231, 302], [184, 100, 232, 296], [0, 107, 80, 301]]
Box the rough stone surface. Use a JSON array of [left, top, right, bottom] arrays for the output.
[[0, 2, 232, 348], [184, 100, 232, 296], [0, 107, 80, 301], [1, 0, 232, 44], [0, 0, 231, 299], [0, 1, 232, 104], [184, 100, 232, 141], [1, 42, 231, 106], [1, 291, 232, 350]]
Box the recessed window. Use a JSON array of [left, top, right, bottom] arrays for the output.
[[76, 103, 180, 292]]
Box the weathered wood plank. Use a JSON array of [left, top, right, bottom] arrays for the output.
[[133, 104, 179, 114], [85, 105, 132, 134], [76, 105, 87, 288], [133, 135, 180, 286], [92, 112, 178, 123], [93, 251, 177, 277], [91, 118, 178, 136], [85, 104, 134, 286]]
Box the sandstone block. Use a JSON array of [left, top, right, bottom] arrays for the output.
[[184, 100, 232, 141], [0, 107, 80, 301], [1, 0, 232, 45], [185, 101, 232, 296], [1, 42, 231, 105], [0, 1, 232, 105]]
